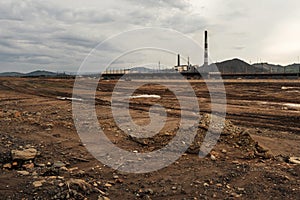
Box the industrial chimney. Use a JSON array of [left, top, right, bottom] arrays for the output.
[[177, 54, 180, 66], [204, 30, 208, 67]]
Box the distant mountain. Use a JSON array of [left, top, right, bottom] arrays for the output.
[[0, 70, 58, 77], [252, 63, 283, 73], [0, 72, 24, 77], [285, 63, 300, 73], [252, 63, 300, 73], [214, 58, 253, 73], [25, 70, 57, 77], [209, 59, 300, 74]]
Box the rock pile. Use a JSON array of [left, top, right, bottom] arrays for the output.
[[128, 113, 273, 159]]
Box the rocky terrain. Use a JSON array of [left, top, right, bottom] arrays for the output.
[[0, 78, 299, 199]]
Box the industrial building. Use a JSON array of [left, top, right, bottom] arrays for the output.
[[101, 30, 300, 80]]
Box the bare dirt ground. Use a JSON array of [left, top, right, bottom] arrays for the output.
[[0, 77, 299, 200]]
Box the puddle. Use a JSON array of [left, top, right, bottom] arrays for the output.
[[57, 96, 84, 101], [283, 103, 300, 109], [130, 94, 161, 99], [281, 86, 300, 90], [259, 101, 300, 111]]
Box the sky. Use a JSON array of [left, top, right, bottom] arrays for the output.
[[0, 0, 300, 72]]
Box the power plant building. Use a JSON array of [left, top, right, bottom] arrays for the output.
[[174, 30, 208, 72]]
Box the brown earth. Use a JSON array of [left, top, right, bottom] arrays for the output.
[[0, 77, 299, 200]]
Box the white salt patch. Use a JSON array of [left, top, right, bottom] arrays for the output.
[[130, 94, 161, 99]]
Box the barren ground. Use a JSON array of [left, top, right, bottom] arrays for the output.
[[0, 78, 299, 200]]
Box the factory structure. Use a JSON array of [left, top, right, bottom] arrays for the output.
[[174, 54, 197, 73], [174, 30, 208, 73], [102, 30, 300, 79], [103, 30, 210, 76]]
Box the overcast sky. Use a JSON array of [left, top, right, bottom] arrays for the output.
[[1, 0, 300, 72]]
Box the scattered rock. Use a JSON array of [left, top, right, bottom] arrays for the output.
[[11, 148, 37, 160], [230, 192, 242, 198], [232, 161, 240, 164], [255, 143, 269, 153], [68, 167, 79, 172], [33, 180, 46, 188], [53, 161, 66, 168], [98, 196, 110, 200], [76, 170, 86, 176], [67, 178, 92, 191], [60, 166, 68, 171], [22, 162, 34, 169], [36, 163, 46, 167], [289, 157, 300, 164], [3, 163, 12, 169], [146, 188, 154, 195], [45, 123, 54, 128], [17, 171, 30, 176], [32, 171, 38, 176], [113, 175, 119, 179], [14, 111, 21, 118], [104, 183, 112, 187], [12, 162, 18, 167], [115, 178, 124, 183], [210, 155, 216, 161], [58, 183, 64, 187]]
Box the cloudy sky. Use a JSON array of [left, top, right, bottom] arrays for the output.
[[1, 0, 300, 72]]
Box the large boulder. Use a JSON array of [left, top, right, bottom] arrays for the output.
[[11, 148, 37, 160]]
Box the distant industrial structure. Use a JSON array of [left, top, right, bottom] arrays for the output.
[[174, 30, 208, 73], [204, 30, 209, 67], [101, 30, 300, 80], [174, 54, 197, 73]]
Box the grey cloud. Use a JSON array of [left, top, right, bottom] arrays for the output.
[[217, 10, 245, 20], [117, 1, 207, 33], [125, 0, 190, 9], [3, 0, 297, 71], [233, 46, 245, 50], [0, 0, 205, 72], [0, 0, 116, 24], [160, 14, 207, 33], [53, 8, 117, 24], [54, 36, 98, 48], [0, 39, 17, 49], [0, 51, 57, 64]]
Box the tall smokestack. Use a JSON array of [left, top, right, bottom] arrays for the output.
[[204, 30, 208, 66], [177, 54, 180, 66]]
